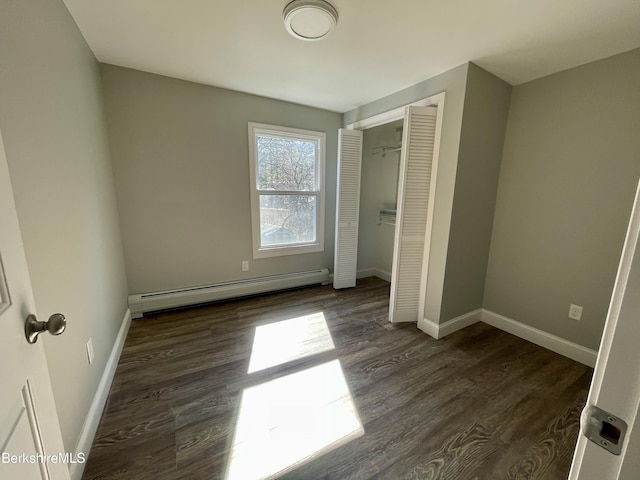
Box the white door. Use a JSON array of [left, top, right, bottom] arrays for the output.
[[333, 129, 363, 289], [0, 129, 69, 480], [569, 180, 640, 479], [389, 106, 438, 323]]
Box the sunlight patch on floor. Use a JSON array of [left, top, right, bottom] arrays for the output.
[[248, 312, 335, 373], [225, 359, 364, 480]]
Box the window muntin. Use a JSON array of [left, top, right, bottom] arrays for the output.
[[248, 123, 325, 258]]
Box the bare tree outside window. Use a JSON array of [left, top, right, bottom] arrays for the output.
[[248, 123, 325, 258], [256, 136, 317, 246]]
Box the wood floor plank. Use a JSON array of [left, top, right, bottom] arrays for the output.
[[83, 277, 591, 480]]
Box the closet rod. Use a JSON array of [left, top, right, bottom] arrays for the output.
[[373, 145, 402, 157]]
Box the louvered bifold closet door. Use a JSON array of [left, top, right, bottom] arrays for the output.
[[389, 106, 438, 322], [333, 129, 363, 289]]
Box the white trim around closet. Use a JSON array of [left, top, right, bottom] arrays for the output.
[[346, 92, 446, 131]]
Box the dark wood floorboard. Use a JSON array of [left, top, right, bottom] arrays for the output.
[[82, 277, 592, 480]]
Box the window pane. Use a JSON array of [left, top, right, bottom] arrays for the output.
[[257, 136, 316, 191], [260, 195, 316, 246]]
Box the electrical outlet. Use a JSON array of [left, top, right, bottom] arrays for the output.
[[242, 260, 249, 272], [86, 338, 94, 365], [569, 304, 583, 321]]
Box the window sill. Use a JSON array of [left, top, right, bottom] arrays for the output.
[[253, 242, 324, 259]]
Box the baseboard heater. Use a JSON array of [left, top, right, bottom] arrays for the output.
[[128, 268, 330, 318]]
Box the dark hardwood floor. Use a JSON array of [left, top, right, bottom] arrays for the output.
[[82, 277, 592, 480]]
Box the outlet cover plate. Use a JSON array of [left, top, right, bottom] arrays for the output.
[[569, 304, 583, 321]]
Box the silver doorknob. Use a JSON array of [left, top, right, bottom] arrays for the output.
[[25, 313, 66, 344]]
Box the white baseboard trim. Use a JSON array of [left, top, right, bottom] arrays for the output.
[[374, 269, 391, 282], [356, 268, 376, 279], [69, 309, 132, 480], [418, 317, 439, 338], [356, 268, 392, 282], [481, 309, 597, 367], [416, 308, 597, 367], [418, 309, 483, 340]]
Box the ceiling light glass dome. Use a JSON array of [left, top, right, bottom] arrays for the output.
[[283, 0, 339, 41]]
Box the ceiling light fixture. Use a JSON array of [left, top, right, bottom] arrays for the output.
[[283, 0, 339, 42]]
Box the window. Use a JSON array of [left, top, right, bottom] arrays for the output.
[[248, 123, 325, 258]]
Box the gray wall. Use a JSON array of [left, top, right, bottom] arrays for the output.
[[357, 120, 403, 277], [440, 64, 511, 321], [100, 65, 342, 294], [484, 48, 640, 350], [345, 64, 469, 323], [0, 0, 128, 453]]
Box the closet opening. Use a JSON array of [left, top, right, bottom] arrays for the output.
[[356, 119, 404, 283], [334, 93, 445, 323]]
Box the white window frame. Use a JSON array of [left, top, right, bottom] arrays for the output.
[[248, 122, 326, 259]]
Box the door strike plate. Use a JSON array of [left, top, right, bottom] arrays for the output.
[[580, 405, 627, 455]]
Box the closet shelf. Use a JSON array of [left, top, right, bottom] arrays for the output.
[[377, 219, 396, 226]]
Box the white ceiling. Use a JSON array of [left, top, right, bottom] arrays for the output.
[[62, 0, 640, 113]]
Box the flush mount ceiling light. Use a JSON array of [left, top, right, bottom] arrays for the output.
[[283, 0, 339, 41]]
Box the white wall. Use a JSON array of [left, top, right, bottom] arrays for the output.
[[357, 120, 403, 278], [439, 64, 511, 321], [348, 51, 640, 353], [0, 0, 128, 454], [485, 48, 640, 350], [345, 64, 469, 323], [100, 65, 343, 294]]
